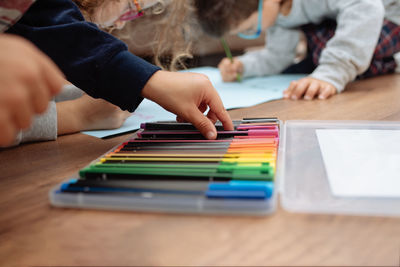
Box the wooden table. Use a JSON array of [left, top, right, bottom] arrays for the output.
[[1, 75, 400, 267]]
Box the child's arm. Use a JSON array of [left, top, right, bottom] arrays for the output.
[[57, 94, 131, 135], [7, 0, 233, 138], [11, 86, 131, 146], [7, 0, 159, 113], [307, 0, 385, 96], [237, 27, 300, 79], [283, 77, 337, 100]]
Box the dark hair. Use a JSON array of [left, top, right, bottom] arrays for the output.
[[194, 0, 259, 38]]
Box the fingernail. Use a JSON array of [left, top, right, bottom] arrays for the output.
[[291, 95, 297, 100], [319, 95, 326, 100], [207, 131, 216, 139], [304, 95, 311, 100]]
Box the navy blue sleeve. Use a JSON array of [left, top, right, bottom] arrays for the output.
[[6, 0, 161, 112]]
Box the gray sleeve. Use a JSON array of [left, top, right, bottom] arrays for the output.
[[310, 0, 385, 92], [55, 84, 84, 102], [5, 101, 57, 147], [18, 101, 58, 144], [238, 26, 300, 78], [10, 101, 57, 146], [9, 84, 84, 146], [383, 0, 400, 25]]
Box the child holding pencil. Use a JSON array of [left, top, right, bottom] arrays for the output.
[[194, 0, 400, 100], [6, 0, 233, 142]]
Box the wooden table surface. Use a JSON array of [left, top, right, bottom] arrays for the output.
[[1, 75, 400, 267]]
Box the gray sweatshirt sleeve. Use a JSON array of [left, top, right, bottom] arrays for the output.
[[12, 84, 84, 146], [238, 26, 300, 78], [309, 0, 385, 92], [12, 101, 58, 145]]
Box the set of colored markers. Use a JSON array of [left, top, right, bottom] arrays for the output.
[[54, 118, 280, 214]]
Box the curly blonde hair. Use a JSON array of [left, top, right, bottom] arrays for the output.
[[72, 0, 194, 71]]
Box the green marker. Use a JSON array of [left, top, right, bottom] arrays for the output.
[[79, 163, 274, 181], [221, 38, 242, 82]]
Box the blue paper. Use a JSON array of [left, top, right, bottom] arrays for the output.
[[83, 67, 305, 138], [186, 67, 305, 109]]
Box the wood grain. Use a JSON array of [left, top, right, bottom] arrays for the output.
[[1, 75, 400, 267]]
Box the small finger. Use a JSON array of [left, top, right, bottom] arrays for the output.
[[187, 109, 218, 139], [318, 85, 335, 100], [304, 81, 320, 100], [207, 95, 233, 131], [283, 81, 297, 98], [291, 79, 310, 100], [206, 111, 218, 125]]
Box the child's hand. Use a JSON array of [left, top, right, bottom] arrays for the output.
[[0, 35, 64, 145], [57, 94, 131, 135], [142, 71, 234, 139], [283, 77, 337, 100], [218, 57, 243, 82]]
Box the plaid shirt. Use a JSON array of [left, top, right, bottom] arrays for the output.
[[0, 0, 35, 32], [302, 19, 400, 79]]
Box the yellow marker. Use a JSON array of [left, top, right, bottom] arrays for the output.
[[101, 157, 275, 163]]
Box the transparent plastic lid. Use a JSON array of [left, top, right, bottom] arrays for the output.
[[279, 120, 400, 217]]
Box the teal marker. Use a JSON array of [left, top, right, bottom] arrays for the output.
[[221, 38, 242, 82]]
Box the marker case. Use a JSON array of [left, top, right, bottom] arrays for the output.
[[50, 120, 400, 217]]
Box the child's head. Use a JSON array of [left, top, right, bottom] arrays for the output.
[[73, 0, 155, 30], [73, 0, 194, 71], [117, 0, 195, 70], [194, 0, 282, 38], [194, 0, 258, 37]]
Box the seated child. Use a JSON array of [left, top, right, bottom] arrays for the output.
[[7, 0, 233, 141], [194, 0, 400, 100]]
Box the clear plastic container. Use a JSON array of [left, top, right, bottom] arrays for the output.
[[49, 120, 400, 216], [280, 120, 400, 217]]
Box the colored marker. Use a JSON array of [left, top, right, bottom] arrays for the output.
[[137, 129, 279, 139], [62, 179, 274, 199], [221, 38, 242, 82]]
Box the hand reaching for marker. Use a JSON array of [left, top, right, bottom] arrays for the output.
[[141, 71, 234, 139]]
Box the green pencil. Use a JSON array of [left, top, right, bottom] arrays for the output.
[[221, 38, 242, 82]]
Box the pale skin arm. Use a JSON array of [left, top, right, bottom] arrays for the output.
[[57, 94, 131, 135], [0, 35, 64, 146], [141, 71, 234, 139], [283, 77, 338, 100]]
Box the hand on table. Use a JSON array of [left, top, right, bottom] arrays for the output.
[[283, 77, 337, 100]]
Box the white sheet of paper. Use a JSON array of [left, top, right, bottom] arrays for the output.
[[316, 129, 400, 198], [83, 67, 305, 138]]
